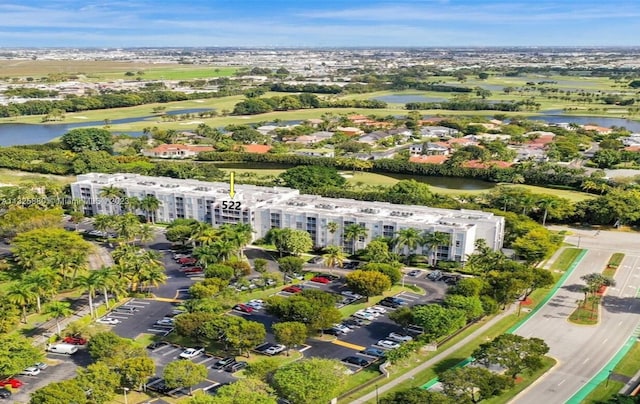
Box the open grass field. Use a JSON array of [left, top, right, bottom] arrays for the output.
[[0, 59, 238, 81], [0, 60, 178, 78], [0, 168, 74, 185], [93, 66, 238, 81]]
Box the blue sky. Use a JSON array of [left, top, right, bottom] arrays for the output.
[[0, 0, 638, 47]]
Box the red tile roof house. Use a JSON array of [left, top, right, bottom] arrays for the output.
[[242, 144, 273, 154], [409, 155, 449, 164], [142, 144, 214, 159]]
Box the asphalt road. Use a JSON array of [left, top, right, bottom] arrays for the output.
[[513, 228, 640, 403]]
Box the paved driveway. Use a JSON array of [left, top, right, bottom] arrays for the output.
[[514, 228, 640, 403]]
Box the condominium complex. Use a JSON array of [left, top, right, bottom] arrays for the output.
[[71, 173, 505, 262]]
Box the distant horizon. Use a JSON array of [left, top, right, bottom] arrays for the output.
[[3, 45, 640, 50], [1, 1, 639, 48]]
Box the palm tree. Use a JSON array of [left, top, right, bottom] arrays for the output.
[[94, 266, 119, 309], [326, 222, 339, 246], [44, 301, 73, 336], [136, 223, 155, 245], [223, 223, 253, 258], [121, 195, 140, 214], [112, 213, 141, 244], [343, 223, 368, 255], [23, 268, 59, 313], [422, 231, 451, 266], [537, 196, 559, 226], [7, 283, 36, 323], [322, 245, 346, 274], [394, 228, 422, 261], [139, 195, 161, 223], [93, 214, 114, 235], [99, 186, 124, 215], [191, 225, 218, 247], [138, 266, 167, 293], [76, 272, 102, 319]]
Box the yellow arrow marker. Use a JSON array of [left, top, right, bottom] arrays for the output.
[[229, 171, 236, 198]]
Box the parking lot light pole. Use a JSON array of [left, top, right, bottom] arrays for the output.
[[122, 387, 129, 404]]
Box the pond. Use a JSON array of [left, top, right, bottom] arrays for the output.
[[214, 162, 496, 191], [372, 94, 448, 104], [0, 108, 214, 146], [530, 115, 640, 132]]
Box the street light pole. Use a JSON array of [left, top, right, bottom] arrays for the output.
[[123, 387, 129, 404], [375, 384, 379, 404]]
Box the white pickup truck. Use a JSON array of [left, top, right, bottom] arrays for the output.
[[46, 343, 78, 355]]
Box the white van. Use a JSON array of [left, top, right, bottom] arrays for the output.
[[46, 343, 78, 355]]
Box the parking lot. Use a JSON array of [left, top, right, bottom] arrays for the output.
[[110, 299, 177, 339], [144, 342, 237, 398]]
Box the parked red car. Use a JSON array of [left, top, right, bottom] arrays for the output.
[[177, 257, 197, 265], [0, 378, 23, 388], [310, 276, 331, 284], [62, 336, 88, 345], [233, 304, 254, 313], [182, 267, 203, 274], [282, 285, 303, 293]]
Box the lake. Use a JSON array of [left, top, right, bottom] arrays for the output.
[[0, 108, 214, 146]]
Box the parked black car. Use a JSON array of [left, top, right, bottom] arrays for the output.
[[0, 388, 11, 399], [342, 356, 370, 367], [147, 341, 170, 350]]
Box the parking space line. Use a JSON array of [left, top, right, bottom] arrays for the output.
[[162, 348, 181, 357], [196, 357, 215, 365], [299, 345, 312, 352], [332, 340, 366, 351], [130, 300, 151, 305]]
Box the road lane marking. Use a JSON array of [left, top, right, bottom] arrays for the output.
[[558, 379, 566, 386], [583, 358, 590, 364], [602, 338, 608, 345], [332, 340, 366, 351]]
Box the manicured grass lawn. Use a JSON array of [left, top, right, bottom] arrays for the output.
[[132, 333, 157, 349], [569, 297, 599, 325], [499, 184, 595, 203], [340, 368, 384, 395], [549, 248, 584, 272], [582, 341, 640, 403], [607, 253, 625, 269]]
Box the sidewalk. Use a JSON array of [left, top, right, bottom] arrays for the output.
[[351, 304, 517, 404]]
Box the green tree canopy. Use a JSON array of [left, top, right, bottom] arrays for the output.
[[30, 379, 88, 404], [0, 334, 43, 378], [198, 378, 277, 404], [272, 321, 308, 355], [163, 360, 208, 395], [61, 128, 114, 153], [271, 358, 346, 404], [385, 180, 433, 205], [472, 334, 550, 379], [412, 304, 467, 341], [345, 270, 392, 300], [278, 165, 346, 191], [439, 365, 513, 403]]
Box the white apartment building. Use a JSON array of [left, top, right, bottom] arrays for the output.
[[71, 173, 505, 262]]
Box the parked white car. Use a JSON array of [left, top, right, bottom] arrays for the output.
[[264, 344, 286, 355], [20, 367, 40, 376], [155, 318, 174, 326], [179, 347, 205, 359], [246, 299, 264, 310], [369, 306, 387, 314], [376, 340, 400, 349], [96, 317, 121, 325], [363, 308, 382, 317], [387, 332, 413, 343], [332, 324, 352, 334], [353, 311, 375, 321]]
